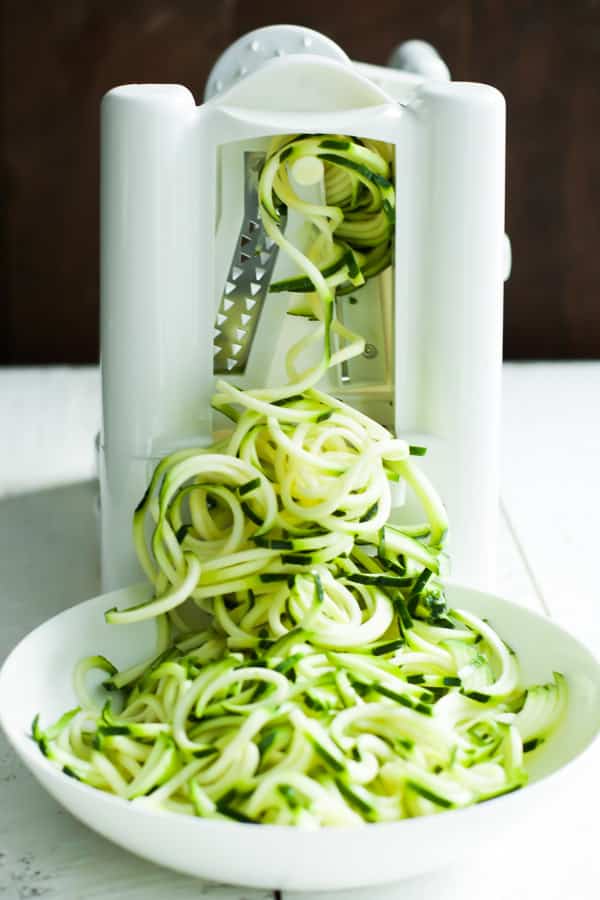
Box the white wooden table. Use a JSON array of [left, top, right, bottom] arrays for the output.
[[1, 363, 599, 900]]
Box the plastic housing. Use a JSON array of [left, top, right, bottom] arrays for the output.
[[100, 48, 505, 592]]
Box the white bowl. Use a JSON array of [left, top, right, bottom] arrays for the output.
[[1, 581, 599, 892]]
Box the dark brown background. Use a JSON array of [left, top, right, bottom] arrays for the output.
[[2, 0, 600, 363]]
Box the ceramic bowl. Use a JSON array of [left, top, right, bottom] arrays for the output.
[[1, 581, 599, 892]]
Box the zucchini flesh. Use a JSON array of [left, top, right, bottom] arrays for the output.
[[36, 381, 566, 825], [260, 134, 395, 370], [34, 131, 568, 827], [514, 672, 568, 743]]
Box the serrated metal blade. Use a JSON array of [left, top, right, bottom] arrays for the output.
[[214, 151, 287, 376]]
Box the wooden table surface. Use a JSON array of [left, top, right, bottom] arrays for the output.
[[1, 363, 599, 899]]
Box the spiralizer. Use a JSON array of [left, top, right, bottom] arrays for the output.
[[99, 25, 507, 593]]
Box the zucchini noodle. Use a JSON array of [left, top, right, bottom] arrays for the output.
[[260, 134, 395, 378], [34, 134, 567, 826]]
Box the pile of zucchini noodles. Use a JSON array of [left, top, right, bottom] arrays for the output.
[[33, 135, 567, 826]]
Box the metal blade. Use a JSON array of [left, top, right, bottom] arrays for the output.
[[214, 151, 287, 375]]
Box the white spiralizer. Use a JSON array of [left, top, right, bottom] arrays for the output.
[[99, 25, 507, 593]]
